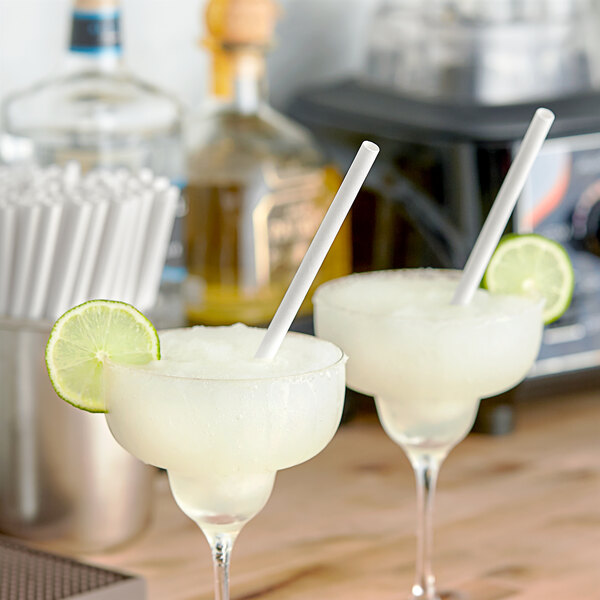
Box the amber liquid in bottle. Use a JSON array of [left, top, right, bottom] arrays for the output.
[[184, 1, 350, 326], [185, 166, 349, 325]]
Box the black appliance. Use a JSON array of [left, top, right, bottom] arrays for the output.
[[288, 81, 600, 430]]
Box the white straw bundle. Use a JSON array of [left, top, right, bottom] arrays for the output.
[[0, 163, 180, 320]]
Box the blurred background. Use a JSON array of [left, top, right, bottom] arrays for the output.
[[0, 0, 373, 112], [3, 0, 600, 559]]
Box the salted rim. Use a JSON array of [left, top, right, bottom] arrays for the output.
[[313, 268, 544, 322], [105, 328, 346, 383]]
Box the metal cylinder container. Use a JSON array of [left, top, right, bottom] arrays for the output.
[[0, 318, 154, 552]]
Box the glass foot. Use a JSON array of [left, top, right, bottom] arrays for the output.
[[411, 590, 467, 600]]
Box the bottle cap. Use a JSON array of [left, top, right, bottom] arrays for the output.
[[205, 0, 279, 47], [203, 0, 279, 98]]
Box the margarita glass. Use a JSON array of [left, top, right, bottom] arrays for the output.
[[314, 269, 544, 599], [104, 323, 346, 600]]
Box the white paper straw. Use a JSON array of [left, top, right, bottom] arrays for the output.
[[45, 200, 93, 319], [9, 202, 43, 318], [0, 204, 17, 316], [135, 187, 179, 310], [451, 108, 555, 306], [0, 164, 180, 317], [109, 196, 141, 302], [26, 201, 64, 320], [88, 198, 133, 300], [255, 141, 380, 360], [69, 198, 109, 307], [122, 190, 154, 303]]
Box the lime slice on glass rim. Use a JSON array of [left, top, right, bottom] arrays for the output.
[[482, 233, 574, 325], [46, 300, 160, 413]]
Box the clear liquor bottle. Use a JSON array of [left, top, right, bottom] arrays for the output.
[[2, 0, 182, 179], [2, 0, 185, 280], [184, 0, 351, 326]]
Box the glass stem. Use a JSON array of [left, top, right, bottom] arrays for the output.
[[410, 453, 443, 600], [209, 532, 237, 600]]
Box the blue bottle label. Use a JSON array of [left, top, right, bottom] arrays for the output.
[[69, 10, 122, 54]]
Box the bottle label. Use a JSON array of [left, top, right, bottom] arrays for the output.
[[69, 9, 122, 54], [186, 166, 330, 291], [183, 164, 351, 324], [249, 166, 326, 290]]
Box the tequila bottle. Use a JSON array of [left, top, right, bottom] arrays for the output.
[[184, 0, 351, 326]]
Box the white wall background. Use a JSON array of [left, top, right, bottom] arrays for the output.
[[0, 0, 376, 114]]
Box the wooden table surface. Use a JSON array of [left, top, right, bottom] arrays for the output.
[[44, 390, 600, 599]]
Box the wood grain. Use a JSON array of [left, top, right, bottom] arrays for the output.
[[36, 391, 600, 599]]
